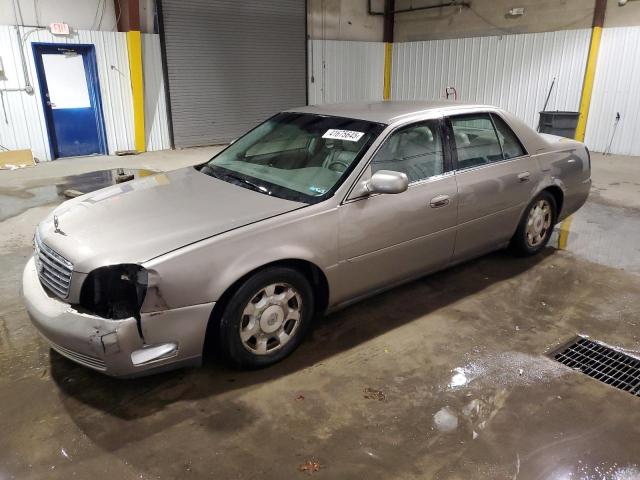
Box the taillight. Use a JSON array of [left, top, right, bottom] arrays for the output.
[[585, 147, 591, 169]]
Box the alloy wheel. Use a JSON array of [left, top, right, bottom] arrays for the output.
[[526, 199, 552, 248], [239, 283, 303, 355]]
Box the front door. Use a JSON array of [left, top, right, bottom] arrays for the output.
[[333, 118, 458, 304], [33, 44, 107, 159]]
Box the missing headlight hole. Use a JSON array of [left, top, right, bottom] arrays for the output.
[[78, 264, 148, 324]]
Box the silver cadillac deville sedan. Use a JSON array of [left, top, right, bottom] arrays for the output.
[[22, 101, 591, 377]]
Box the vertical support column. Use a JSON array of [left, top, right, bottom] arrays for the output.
[[383, 0, 395, 101], [575, 0, 606, 142], [127, 30, 145, 152], [383, 43, 392, 100], [118, 0, 146, 152]]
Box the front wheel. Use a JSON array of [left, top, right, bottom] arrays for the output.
[[217, 267, 314, 369], [510, 191, 557, 256]]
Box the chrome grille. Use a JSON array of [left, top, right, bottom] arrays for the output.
[[34, 232, 73, 298]]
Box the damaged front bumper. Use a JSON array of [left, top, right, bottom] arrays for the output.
[[22, 257, 214, 377]]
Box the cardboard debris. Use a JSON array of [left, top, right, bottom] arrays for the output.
[[0, 149, 35, 169]]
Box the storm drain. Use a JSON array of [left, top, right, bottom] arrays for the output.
[[552, 336, 640, 397]]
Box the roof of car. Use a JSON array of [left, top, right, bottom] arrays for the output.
[[288, 100, 494, 125]]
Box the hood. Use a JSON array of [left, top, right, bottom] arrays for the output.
[[38, 167, 305, 272]]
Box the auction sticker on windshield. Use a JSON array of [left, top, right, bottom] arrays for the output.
[[322, 129, 365, 142]]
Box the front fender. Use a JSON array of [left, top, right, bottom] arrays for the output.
[[142, 205, 338, 309]]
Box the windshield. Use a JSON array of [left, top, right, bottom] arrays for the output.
[[200, 112, 385, 203]]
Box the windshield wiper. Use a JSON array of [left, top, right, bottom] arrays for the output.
[[222, 172, 268, 194]]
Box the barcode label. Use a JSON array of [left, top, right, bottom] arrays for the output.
[[322, 129, 365, 142]]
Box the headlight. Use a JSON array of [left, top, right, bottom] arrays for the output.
[[79, 264, 148, 319]]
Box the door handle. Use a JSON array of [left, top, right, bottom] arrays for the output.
[[430, 195, 450, 208], [517, 172, 530, 182]]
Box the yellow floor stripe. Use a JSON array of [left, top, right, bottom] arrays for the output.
[[558, 215, 574, 250]]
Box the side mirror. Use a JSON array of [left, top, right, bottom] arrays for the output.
[[365, 170, 409, 195]]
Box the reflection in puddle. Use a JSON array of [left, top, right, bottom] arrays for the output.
[[551, 201, 640, 276], [448, 367, 468, 389], [0, 169, 156, 221], [449, 351, 568, 390]]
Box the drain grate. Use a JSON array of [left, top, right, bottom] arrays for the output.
[[552, 336, 640, 397]]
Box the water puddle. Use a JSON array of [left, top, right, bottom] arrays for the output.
[[0, 169, 156, 221]]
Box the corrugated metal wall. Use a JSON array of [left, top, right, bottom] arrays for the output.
[[160, 0, 306, 148], [0, 25, 134, 160], [392, 29, 592, 130], [142, 33, 171, 151], [0, 27, 169, 160], [584, 27, 640, 155], [308, 40, 384, 104]]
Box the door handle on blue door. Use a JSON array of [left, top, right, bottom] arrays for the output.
[[517, 172, 530, 182], [430, 195, 450, 208]]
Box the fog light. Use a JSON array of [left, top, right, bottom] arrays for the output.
[[131, 343, 178, 366]]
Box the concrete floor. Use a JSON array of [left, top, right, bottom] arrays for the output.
[[1, 150, 639, 479]]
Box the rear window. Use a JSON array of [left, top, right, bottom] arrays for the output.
[[450, 114, 503, 169]]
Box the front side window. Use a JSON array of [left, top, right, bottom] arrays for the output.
[[491, 114, 526, 159], [450, 113, 503, 169], [370, 120, 445, 184], [200, 113, 385, 203]]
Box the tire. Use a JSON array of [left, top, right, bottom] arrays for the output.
[[510, 191, 557, 256], [217, 266, 314, 369]]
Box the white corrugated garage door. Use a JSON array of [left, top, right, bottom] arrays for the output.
[[159, 0, 307, 147]]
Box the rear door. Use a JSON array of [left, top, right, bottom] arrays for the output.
[[448, 112, 538, 261], [333, 118, 458, 303]]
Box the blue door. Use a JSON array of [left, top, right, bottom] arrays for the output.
[[33, 44, 108, 159]]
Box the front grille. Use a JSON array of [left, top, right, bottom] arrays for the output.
[[552, 336, 640, 397], [34, 232, 73, 298]]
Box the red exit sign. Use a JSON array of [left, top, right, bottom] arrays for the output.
[[49, 23, 70, 35]]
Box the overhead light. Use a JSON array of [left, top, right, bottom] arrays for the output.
[[507, 7, 525, 16]]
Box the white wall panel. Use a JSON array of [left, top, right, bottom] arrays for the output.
[[392, 30, 591, 130], [308, 40, 384, 105], [0, 25, 134, 160], [142, 33, 171, 151], [584, 27, 640, 155]]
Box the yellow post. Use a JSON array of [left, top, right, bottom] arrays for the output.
[[127, 30, 145, 152], [557, 215, 574, 250], [383, 42, 392, 100], [574, 26, 602, 142]]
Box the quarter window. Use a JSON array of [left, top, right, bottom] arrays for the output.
[[450, 113, 503, 169], [371, 120, 444, 183], [491, 114, 526, 159]]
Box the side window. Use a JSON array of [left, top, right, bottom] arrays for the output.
[[371, 120, 444, 184], [450, 113, 503, 170], [491, 114, 526, 159]]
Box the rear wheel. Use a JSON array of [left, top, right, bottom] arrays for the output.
[[217, 267, 314, 369], [510, 191, 557, 256]]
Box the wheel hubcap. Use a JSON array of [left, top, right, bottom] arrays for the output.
[[240, 283, 302, 355], [526, 199, 552, 248]]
